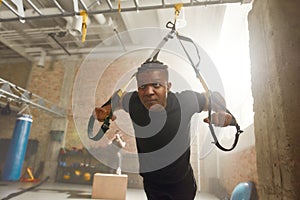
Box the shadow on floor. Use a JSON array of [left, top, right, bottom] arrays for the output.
[[33, 188, 92, 199]]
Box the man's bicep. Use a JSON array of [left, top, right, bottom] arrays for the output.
[[196, 92, 208, 112], [121, 92, 132, 112], [179, 91, 207, 113]]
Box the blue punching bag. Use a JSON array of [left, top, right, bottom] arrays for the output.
[[2, 114, 33, 181]]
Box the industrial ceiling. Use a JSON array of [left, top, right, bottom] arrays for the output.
[[0, 0, 251, 64]]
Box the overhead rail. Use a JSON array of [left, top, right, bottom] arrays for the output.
[[0, 78, 66, 117], [0, 0, 251, 22]]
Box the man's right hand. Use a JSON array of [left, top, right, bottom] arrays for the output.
[[93, 105, 116, 122]]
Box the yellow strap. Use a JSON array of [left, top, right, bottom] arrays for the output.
[[80, 10, 88, 42], [118, 0, 121, 13], [174, 3, 183, 17], [117, 72, 136, 97]]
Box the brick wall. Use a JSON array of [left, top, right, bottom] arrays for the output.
[[219, 147, 258, 194]]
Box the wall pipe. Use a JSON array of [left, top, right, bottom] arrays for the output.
[[0, 78, 66, 117]]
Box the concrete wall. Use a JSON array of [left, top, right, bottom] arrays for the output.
[[248, 0, 300, 199]]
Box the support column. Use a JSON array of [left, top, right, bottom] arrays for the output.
[[44, 59, 78, 181], [248, 0, 300, 199]]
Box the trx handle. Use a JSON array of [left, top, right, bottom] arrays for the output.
[[87, 111, 112, 141], [87, 90, 121, 141], [208, 124, 242, 151], [208, 110, 243, 151], [208, 108, 243, 151], [207, 91, 243, 151]]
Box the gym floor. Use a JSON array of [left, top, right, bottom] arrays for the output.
[[0, 181, 219, 200]]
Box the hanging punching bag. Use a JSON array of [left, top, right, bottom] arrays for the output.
[[2, 114, 33, 181]]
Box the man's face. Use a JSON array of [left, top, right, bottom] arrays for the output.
[[137, 69, 171, 111]]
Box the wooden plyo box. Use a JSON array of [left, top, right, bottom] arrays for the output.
[[92, 173, 128, 200]]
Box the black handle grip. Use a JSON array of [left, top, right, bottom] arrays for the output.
[[87, 113, 110, 141]]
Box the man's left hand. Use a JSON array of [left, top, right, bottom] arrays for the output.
[[203, 112, 233, 127]]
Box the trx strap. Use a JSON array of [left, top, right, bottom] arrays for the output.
[[174, 31, 243, 151], [88, 74, 136, 141], [138, 5, 243, 151], [88, 4, 243, 151]]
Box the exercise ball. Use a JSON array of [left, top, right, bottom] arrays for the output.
[[231, 182, 253, 200]]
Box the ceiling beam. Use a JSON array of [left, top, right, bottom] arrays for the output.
[[0, 0, 251, 22], [0, 35, 34, 63]]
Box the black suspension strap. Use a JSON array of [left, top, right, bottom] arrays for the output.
[[175, 32, 243, 151], [87, 9, 178, 141], [144, 7, 243, 151]]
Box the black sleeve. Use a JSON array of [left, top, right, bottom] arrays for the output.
[[121, 91, 135, 112], [195, 92, 206, 112], [177, 90, 206, 113]]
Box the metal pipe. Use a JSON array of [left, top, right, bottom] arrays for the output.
[[0, 78, 66, 117], [0, 78, 48, 102], [0, 89, 65, 117], [2, 0, 24, 18], [133, 0, 139, 10], [113, 28, 126, 52], [105, 0, 113, 10], [88, 0, 101, 9], [25, 0, 43, 16], [79, 0, 89, 11], [162, 0, 166, 8], [48, 33, 71, 56], [51, 0, 65, 13]]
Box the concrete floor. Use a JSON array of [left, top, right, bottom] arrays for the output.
[[0, 181, 219, 200]]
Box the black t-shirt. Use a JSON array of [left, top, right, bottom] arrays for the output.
[[122, 90, 206, 184]]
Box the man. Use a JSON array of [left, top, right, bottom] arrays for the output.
[[94, 60, 233, 200]]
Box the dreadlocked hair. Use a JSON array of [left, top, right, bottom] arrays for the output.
[[137, 60, 169, 80]]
